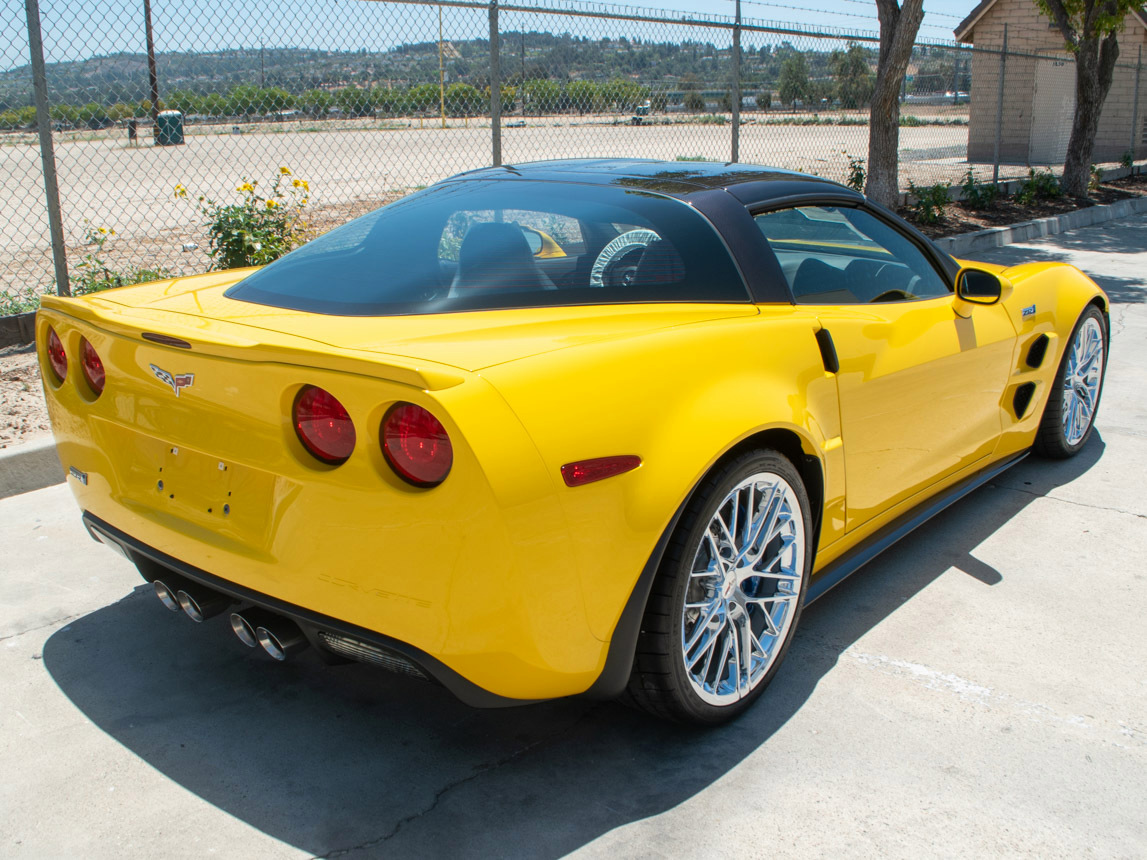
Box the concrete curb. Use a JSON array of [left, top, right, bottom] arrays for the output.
[[0, 436, 64, 501], [935, 196, 1147, 256]]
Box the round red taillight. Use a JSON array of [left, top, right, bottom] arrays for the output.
[[45, 326, 67, 383], [80, 338, 105, 396], [381, 402, 452, 488], [293, 385, 356, 465]]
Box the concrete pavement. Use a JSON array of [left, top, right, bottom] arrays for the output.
[[1, 216, 1145, 858]]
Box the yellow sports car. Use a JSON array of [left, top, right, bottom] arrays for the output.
[[37, 160, 1108, 724]]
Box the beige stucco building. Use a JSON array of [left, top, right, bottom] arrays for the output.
[[955, 0, 1147, 164]]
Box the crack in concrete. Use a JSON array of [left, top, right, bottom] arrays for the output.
[[993, 482, 1147, 520], [0, 612, 84, 643], [314, 705, 600, 858]]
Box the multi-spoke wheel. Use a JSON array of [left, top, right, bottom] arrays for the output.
[[1035, 306, 1107, 459], [625, 450, 811, 724]]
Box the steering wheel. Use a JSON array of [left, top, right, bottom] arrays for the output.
[[590, 229, 660, 288]]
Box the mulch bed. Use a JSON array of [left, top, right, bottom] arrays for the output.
[[904, 172, 1147, 239]]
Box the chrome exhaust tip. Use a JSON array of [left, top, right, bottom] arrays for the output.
[[152, 577, 190, 612], [255, 619, 309, 661], [229, 608, 279, 648], [175, 583, 233, 623]]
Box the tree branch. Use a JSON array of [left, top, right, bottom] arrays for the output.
[[1040, 0, 1080, 49]]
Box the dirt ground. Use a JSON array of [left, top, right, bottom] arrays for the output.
[[0, 345, 50, 449]]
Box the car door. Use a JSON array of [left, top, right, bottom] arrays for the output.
[[754, 204, 1017, 532]]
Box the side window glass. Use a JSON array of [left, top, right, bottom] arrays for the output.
[[754, 206, 951, 304]]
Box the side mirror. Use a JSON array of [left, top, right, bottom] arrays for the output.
[[955, 267, 1007, 305]]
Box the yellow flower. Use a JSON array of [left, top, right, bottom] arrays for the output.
[[98, 227, 107, 234], [302, 180, 309, 191], [279, 166, 292, 175], [300, 197, 309, 205], [237, 182, 255, 193], [292, 179, 301, 188], [109, 229, 116, 235], [265, 199, 278, 209], [173, 184, 187, 198]]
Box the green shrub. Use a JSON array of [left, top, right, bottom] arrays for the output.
[[73, 223, 171, 296], [0, 285, 41, 316], [907, 181, 950, 224], [844, 154, 866, 193], [1014, 169, 1062, 205], [959, 168, 998, 210], [178, 167, 309, 270], [1089, 163, 1104, 192], [1121, 151, 1134, 169]]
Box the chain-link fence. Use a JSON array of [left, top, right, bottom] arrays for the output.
[[2, 0, 1145, 306]]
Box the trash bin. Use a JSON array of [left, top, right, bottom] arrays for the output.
[[155, 110, 185, 146]]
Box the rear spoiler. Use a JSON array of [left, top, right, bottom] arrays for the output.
[[38, 295, 466, 392]]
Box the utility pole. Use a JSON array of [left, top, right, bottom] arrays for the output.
[[731, 0, 741, 162], [438, 5, 446, 129], [143, 0, 160, 125], [260, 41, 265, 88]]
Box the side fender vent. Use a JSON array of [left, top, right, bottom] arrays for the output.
[[1013, 382, 1037, 419], [1025, 334, 1050, 368]]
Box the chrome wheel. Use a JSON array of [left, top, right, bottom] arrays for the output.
[[1061, 317, 1104, 446], [681, 471, 805, 706]]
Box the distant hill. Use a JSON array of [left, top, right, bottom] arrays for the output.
[[1, 33, 846, 107]]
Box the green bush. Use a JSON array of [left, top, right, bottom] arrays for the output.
[[178, 167, 309, 270], [907, 181, 950, 224], [959, 169, 998, 210], [1014, 169, 1062, 205], [73, 224, 171, 296], [844, 153, 866, 193]]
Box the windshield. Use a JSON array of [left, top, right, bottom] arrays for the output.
[[225, 179, 749, 316]]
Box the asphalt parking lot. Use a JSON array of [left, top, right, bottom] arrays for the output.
[[2, 216, 1145, 858]]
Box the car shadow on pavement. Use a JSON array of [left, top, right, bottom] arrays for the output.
[[41, 438, 1104, 858]]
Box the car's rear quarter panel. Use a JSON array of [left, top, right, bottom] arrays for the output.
[[482, 307, 846, 642]]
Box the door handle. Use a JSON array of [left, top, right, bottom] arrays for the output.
[[815, 328, 840, 374]]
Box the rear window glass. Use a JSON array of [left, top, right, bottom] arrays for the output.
[[225, 180, 748, 315]]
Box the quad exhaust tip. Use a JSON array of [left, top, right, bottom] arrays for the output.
[[255, 618, 309, 661], [175, 582, 233, 622], [229, 607, 280, 648]]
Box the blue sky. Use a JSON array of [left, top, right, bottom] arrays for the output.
[[3, 0, 975, 72]]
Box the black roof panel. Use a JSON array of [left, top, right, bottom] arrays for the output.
[[450, 158, 853, 203]]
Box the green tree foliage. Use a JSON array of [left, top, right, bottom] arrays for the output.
[[778, 53, 810, 107], [566, 79, 601, 114], [335, 86, 374, 117], [684, 90, 706, 112], [445, 82, 482, 116], [830, 43, 875, 109], [1034, 0, 1141, 196]]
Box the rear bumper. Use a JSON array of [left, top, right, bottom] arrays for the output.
[[83, 511, 536, 708]]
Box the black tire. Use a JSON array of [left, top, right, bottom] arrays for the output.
[[623, 449, 812, 725], [1034, 305, 1108, 459]]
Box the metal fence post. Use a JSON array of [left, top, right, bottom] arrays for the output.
[[143, 0, 160, 127], [993, 24, 1008, 186], [489, 0, 501, 166], [1132, 45, 1142, 163], [731, 0, 741, 163], [24, 0, 70, 297]]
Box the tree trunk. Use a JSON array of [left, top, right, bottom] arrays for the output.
[[865, 0, 925, 208], [1061, 31, 1120, 197]]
